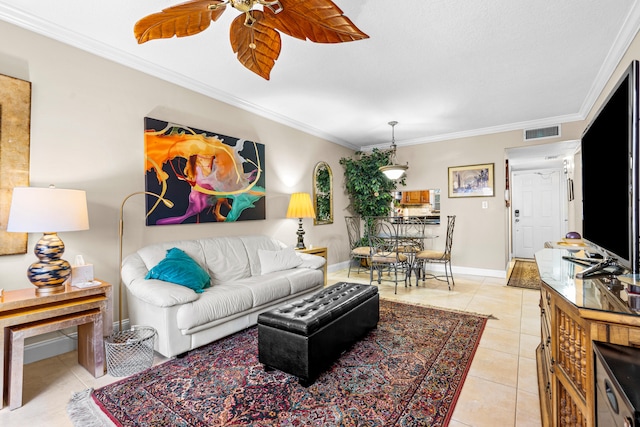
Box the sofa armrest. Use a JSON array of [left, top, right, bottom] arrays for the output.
[[122, 252, 200, 307], [126, 277, 201, 307], [296, 253, 326, 270]]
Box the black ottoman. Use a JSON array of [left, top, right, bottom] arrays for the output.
[[258, 282, 379, 386]]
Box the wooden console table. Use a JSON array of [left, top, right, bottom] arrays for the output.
[[299, 247, 328, 286], [0, 280, 113, 409], [535, 249, 640, 427]]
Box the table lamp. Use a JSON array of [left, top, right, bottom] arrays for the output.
[[7, 186, 89, 294], [286, 192, 315, 249]]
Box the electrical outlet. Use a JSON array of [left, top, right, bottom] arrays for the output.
[[482, 201, 488, 209]]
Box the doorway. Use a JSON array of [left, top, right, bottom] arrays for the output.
[[511, 169, 564, 259], [506, 140, 578, 260]]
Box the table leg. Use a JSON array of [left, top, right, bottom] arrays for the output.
[[77, 312, 104, 377], [8, 329, 25, 410]]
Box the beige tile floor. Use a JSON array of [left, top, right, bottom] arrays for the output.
[[0, 266, 542, 427]]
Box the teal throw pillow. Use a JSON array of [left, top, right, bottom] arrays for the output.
[[145, 247, 211, 293]]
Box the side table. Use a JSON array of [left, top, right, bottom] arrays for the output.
[[298, 247, 328, 286], [0, 280, 113, 409]]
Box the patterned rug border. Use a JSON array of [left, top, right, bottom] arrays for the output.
[[69, 300, 489, 427], [380, 298, 498, 320], [507, 259, 541, 290]]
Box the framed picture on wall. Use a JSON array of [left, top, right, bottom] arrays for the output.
[[143, 117, 266, 225], [448, 163, 495, 198], [0, 73, 31, 255]]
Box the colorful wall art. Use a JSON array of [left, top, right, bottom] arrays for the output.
[[144, 117, 265, 225]]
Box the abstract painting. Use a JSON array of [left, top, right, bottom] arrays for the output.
[[144, 117, 265, 225], [0, 74, 31, 255]]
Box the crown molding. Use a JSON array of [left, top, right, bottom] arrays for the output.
[[361, 112, 584, 151], [1, 2, 637, 153], [578, 0, 640, 118], [0, 4, 359, 151]]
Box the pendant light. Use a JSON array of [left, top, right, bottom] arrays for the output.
[[379, 121, 408, 180]]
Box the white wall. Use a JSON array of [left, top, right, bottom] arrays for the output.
[[0, 20, 353, 323]]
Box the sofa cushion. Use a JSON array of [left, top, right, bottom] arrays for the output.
[[283, 268, 325, 294], [176, 284, 254, 330], [239, 235, 287, 276], [258, 247, 302, 275], [145, 248, 211, 293], [137, 240, 206, 272], [232, 275, 292, 307], [200, 237, 252, 285]]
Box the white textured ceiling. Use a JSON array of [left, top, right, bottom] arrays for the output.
[[0, 0, 639, 150]]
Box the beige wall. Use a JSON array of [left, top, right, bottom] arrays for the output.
[[397, 122, 586, 272], [0, 21, 353, 322]]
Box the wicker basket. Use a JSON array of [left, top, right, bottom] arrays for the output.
[[105, 325, 156, 377]]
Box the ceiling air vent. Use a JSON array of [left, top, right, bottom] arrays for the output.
[[524, 125, 560, 141]]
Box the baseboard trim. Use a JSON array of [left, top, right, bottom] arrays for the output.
[[331, 261, 506, 279]]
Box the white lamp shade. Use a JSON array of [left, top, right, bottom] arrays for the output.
[[380, 165, 408, 180], [7, 187, 90, 233]]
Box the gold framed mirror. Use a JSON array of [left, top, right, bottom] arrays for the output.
[[313, 161, 333, 225]]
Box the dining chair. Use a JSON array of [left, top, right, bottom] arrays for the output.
[[396, 217, 427, 285], [345, 216, 371, 277], [368, 216, 409, 294], [415, 215, 456, 290]]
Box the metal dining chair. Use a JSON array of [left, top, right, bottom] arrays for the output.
[[345, 216, 372, 277], [368, 216, 409, 294], [415, 215, 456, 290], [396, 217, 427, 285]]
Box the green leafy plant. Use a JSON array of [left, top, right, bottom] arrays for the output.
[[339, 148, 405, 218]]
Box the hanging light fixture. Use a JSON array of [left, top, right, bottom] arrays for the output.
[[379, 121, 408, 180]]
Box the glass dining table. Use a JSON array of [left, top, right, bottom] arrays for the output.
[[367, 216, 439, 287]]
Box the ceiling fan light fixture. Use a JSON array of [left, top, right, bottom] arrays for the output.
[[134, 0, 368, 80], [379, 121, 408, 180]]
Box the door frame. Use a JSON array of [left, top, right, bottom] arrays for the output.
[[508, 166, 567, 260]]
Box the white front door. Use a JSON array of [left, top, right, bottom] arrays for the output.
[[512, 170, 563, 259]]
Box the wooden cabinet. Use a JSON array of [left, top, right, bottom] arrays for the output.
[[401, 190, 430, 204], [535, 249, 640, 427]]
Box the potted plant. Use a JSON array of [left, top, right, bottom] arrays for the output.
[[340, 148, 406, 251]]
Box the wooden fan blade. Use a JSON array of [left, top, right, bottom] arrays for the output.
[[135, 0, 227, 44], [230, 11, 282, 80], [263, 0, 368, 43]]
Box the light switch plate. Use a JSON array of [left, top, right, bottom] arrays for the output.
[[482, 201, 488, 209]]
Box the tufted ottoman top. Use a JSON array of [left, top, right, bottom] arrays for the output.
[[258, 282, 378, 336]]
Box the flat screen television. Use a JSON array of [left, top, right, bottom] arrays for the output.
[[580, 59, 640, 276]]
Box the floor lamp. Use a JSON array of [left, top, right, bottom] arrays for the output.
[[118, 191, 173, 332]]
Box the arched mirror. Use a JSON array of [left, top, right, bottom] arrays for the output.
[[313, 161, 333, 225]]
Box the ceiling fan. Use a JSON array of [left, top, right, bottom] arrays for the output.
[[134, 0, 369, 80]]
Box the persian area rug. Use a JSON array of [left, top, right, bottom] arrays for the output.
[[507, 259, 542, 290], [69, 300, 488, 427]]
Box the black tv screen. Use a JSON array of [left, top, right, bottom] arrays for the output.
[[581, 60, 639, 273]]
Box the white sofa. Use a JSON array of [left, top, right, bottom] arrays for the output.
[[121, 235, 325, 358]]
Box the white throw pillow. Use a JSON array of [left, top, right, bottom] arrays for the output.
[[258, 247, 303, 275]]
